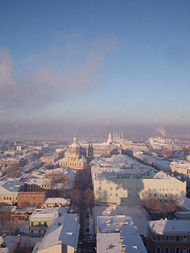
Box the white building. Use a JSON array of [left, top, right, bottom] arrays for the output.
[[92, 155, 186, 206]]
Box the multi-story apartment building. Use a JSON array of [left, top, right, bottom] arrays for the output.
[[29, 207, 67, 237], [92, 155, 186, 206], [147, 219, 190, 253], [18, 191, 45, 208], [25, 178, 52, 192]]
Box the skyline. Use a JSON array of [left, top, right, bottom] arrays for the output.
[[0, 0, 190, 132]]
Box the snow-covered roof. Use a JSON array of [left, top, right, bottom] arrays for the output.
[[148, 219, 190, 235], [97, 224, 147, 253], [91, 154, 157, 180], [97, 233, 122, 253], [121, 225, 147, 253], [176, 197, 190, 211], [45, 197, 70, 205], [0, 179, 24, 194], [30, 207, 67, 221], [36, 214, 79, 251], [97, 215, 133, 233], [94, 205, 148, 237], [153, 171, 171, 179], [27, 178, 51, 185]]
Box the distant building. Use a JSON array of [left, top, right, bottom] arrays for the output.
[[170, 160, 190, 176], [43, 197, 70, 208], [0, 180, 24, 205], [41, 155, 56, 164], [147, 219, 190, 253], [58, 136, 88, 170], [25, 178, 52, 192], [0, 157, 20, 168], [18, 192, 45, 208]]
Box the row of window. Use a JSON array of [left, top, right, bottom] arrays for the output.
[[99, 186, 177, 193], [156, 247, 190, 253], [157, 235, 188, 241], [31, 221, 47, 226]]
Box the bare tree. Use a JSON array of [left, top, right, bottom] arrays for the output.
[[6, 164, 22, 178]]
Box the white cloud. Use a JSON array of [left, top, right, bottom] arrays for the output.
[[0, 36, 116, 112]]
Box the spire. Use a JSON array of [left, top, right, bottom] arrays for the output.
[[73, 135, 77, 144], [107, 132, 112, 144]]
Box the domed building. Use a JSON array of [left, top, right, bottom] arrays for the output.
[[59, 136, 88, 170]]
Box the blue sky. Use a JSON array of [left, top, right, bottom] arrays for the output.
[[0, 0, 190, 127]]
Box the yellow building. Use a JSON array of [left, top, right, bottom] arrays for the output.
[[58, 136, 88, 170], [41, 155, 56, 164], [147, 219, 190, 253], [170, 160, 190, 176], [0, 180, 24, 205], [29, 207, 67, 237]]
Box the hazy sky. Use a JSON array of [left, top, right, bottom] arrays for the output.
[[0, 0, 190, 127]]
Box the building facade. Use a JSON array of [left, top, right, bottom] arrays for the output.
[[147, 220, 190, 253], [18, 192, 45, 208], [58, 136, 88, 170]]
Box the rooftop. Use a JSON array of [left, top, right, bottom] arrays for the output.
[[36, 214, 79, 251], [30, 207, 67, 220], [97, 215, 133, 233], [176, 197, 190, 212], [148, 219, 190, 235], [91, 154, 159, 180]]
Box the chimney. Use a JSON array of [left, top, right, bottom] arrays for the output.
[[17, 234, 21, 248], [120, 236, 124, 243], [121, 244, 126, 253]]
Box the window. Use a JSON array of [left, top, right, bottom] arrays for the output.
[[183, 235, 187, 241], [31, 222, 34, 226], [176, 236, 180, 241], [165, 236, 169, 241], [156, 247, 161, 253], [116, 193, 118, 197], [38, 222, 41, 225], [157, 236, 161, 241], [165, 247, 170, 253], [175, 247, 180, 253]]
